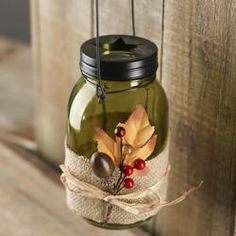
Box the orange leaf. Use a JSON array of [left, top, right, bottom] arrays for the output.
[[118, 105, 155, 148], [95, 128, 119, 166], [117, 122, 136, 146], [124, 135, 157, 165], [127, 105, 149, 131], [95, 105, 157, 168], [134, 125, 155, 148]]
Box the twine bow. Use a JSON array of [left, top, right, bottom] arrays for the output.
[[60, 164, 202, 215]]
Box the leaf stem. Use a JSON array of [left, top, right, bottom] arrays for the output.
[[114, 137, 124, 192], [115, 175, 126, 194], [105, 137, 127, 223]]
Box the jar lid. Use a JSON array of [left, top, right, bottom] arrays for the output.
[[80, 35, 158, 81]]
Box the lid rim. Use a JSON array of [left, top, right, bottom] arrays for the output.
[[80, 34, 158, 81]]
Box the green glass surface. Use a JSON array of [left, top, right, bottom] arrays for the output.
[[66, 75, 168, 229]]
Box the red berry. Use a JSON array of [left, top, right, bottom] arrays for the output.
[[114, 126, 126, 138], [123, 165, 134, 176], [124, 178, 134, 189], [134, 159, 146, 170]]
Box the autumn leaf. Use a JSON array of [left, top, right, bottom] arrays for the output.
[[95, 105, 157, 175], [118, 105, 155, 148], [95, 128, 120, 166], [124, 135, 157, 166]]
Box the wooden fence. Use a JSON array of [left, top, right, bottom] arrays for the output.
[[31, 0, 236, 235]]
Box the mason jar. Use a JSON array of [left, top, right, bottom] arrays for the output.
[[66, 35, 168, 229]]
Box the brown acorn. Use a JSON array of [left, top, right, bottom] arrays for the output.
[[90, 152, 115, 178]]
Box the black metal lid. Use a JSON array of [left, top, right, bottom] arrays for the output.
[[80, 35, 158, 81]]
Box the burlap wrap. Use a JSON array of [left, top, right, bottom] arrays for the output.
[[61, 141, 202, 225], [60, 139, 173, 225]]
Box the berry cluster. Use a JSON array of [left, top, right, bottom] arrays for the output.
[[114, 126, 146, 189], [122, 159, 146, 189]]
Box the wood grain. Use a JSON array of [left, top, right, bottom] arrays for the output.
[[30, 0, 93, 164], [0, 38, 33, 131], [30, 0, 236, 235], [156, 0, 236, 235]]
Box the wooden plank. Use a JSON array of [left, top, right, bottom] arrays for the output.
[[30, 0, 93, 164], [155, 0, 236, 235], [0, 140, 148, 236], [30, 0, 236, 235], [0, 38, 33, 131]]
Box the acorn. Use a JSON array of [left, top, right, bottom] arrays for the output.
[[90, 152, 115, 178]]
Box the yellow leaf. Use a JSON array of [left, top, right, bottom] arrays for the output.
[[119, 105, 154, 147], [124, 135, 157, 165], [134, 125, 155, 148], [95, 105, 157, 168], [95, 128, 119, 165], [117, 122, 136, 146], [127, 105, 149, 131]]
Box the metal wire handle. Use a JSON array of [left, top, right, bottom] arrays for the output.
[[95, 0, 136, 102], [131, 0, 136, 37]]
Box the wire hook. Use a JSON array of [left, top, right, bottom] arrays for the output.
[[95, 0, 136, 102]]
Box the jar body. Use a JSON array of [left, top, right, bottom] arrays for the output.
[[66, 75, 168, 229]]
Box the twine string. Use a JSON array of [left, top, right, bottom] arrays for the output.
[[60, 162, 203, 216]]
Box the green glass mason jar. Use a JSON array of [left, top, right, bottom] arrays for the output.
[[66, 35, 168, 229]]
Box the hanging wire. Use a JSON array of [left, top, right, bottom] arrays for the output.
[[131, 0, 136, 36], [95, 0, 106, 102], [95, 0, 136, 102]]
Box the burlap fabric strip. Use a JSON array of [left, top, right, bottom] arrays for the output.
[[60, 141, 202, 225]]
